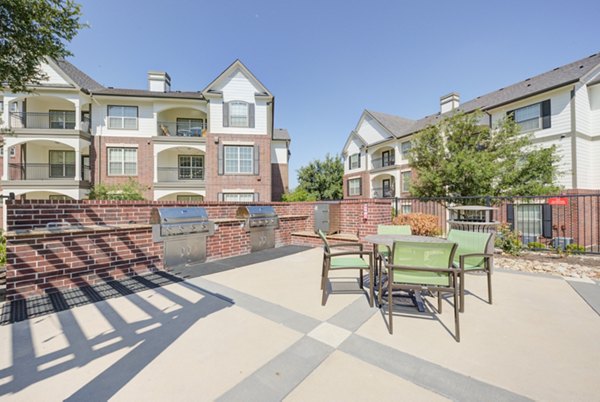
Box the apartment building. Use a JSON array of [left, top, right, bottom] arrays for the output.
[[342, 52, 600, 200], [0, 58, 291, 217]]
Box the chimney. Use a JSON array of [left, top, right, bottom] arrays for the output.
[[440, 92, 460, 114], [148, 71, 171, 92]]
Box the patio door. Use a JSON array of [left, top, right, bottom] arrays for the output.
[[178, 155, 204, 179], [382, 150, 392, 167], [49, 150, 75, 178], [382, 178, 391, 197]]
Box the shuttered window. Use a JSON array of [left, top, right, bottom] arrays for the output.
[[508, 100, 551, 132], [349, 153, 360, 169], [224, 145, 253, 174]]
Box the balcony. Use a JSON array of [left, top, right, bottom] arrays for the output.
[[7, 163, 91, 181], [9, 112, 90, 133], [371, 156, 395, 170], [157, 166, 204, 182], [157, 120, 206, 137], [371, 186, 395, 198]]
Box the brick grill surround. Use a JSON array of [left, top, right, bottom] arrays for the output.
[[4, 199, 392, 300]]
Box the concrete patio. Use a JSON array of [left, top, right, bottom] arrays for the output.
[[1, 246, 599, 401]]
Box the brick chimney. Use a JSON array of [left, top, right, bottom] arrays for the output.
[[148, 71, 171, 92], [440, 92, 460, 114]]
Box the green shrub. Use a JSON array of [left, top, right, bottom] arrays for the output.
[[392, 213, 441, 237], [0, 233, 6, 265], [495, 223, 522, 256], [527, 241, 546, 250], [89, 178, 146, 200], [565, 243, 585, 255]]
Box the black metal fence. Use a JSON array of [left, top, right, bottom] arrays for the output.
[[392, 194, 600, 254]]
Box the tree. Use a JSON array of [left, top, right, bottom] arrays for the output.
[[295, 154, 344, 201], [89, 179, 146, 201], [281, 187, 318, 202], [408, 111, 561, 201], [0, 0, 84, 93]]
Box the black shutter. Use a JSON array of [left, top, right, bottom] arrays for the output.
[[348, 156, 351, 170], [541, 100, 551, 129], [346, 180, 350, 197], [506, 110, 515, 120], [358, 179, 362, 196], [217, 144, 224, 175], [248, 103, 255, 128], [542, 204, 553, 238], [253, 144, 260, 175], [358, 153, 361, 168], [506, 204, 514, 230], [222, 102, 229, 127]]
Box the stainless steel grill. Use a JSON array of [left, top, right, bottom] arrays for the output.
[[236, 206, 279, 252], [150, 207, 215, 268]]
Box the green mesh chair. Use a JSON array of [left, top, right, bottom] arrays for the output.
[[379, 240, 460, 341], [376, 224, 412, 260], [447, 229, 494, 313], [318, 230, 373, 307]]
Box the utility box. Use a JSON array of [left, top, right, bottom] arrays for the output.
[[314, 202, 341, 235]]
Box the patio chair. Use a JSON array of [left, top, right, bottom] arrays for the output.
[[375, 224, 412, 264], [447, 229, 494, 313], [379, 240, 460, 341], [318, 230, 373, 307]]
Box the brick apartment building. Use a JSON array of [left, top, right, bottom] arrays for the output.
[[0, 59, 291, 226]]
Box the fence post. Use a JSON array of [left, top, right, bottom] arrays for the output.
[[394, 197, 399, 217], [485, 195, 491, 207]]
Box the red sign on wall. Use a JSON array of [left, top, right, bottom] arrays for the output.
[[548, 197, 569, 206]]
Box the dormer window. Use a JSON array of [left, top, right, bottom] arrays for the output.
[[223, 101, 255, 128]]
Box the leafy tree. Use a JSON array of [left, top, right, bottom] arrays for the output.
[[295, 154, 343, 201], [409, 111, 560, 201], [0, 0, 85, 93], [281, 187, 318, 202], [89, 179, 146, 201]]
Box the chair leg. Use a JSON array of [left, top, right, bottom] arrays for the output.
[[388, 274, 393, 334], [320, 257, 326, 290], [459, 272, 465, 313], [454, 285, 460, 342], [368, 266, 374, 308], [378, 266, 385, 308], [321, 261, 330, 306], [359, 270, 364, 289], [487, 270, 493, 305], [437, 291, 442, 313]]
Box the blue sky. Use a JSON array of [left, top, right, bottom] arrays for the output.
[[68, 0, 600, 188]]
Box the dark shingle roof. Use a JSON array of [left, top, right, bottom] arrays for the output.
[[273, 128, 290, 141], [371, 52, 600, 139], [54, 59, 104, 91], [92, 88, 205, 99], [366, 110, 415, 137]]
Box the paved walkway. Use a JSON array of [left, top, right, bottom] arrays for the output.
[[1, 247, 599, 401]]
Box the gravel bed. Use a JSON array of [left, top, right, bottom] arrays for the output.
[[495, 250, 600, 280]]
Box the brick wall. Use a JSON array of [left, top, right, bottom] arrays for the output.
[[271, 163, 288, 201], [4, 198, 391, 300]]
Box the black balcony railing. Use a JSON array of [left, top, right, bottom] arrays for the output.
[[371, 156, 395, 169], [157, 167, 204, 182], [8, 163, 90, 181], [157, 121, 206, 137], [9, 112, 89, 131]]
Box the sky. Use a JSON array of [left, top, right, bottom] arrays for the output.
[[67, 0, 600, 188]]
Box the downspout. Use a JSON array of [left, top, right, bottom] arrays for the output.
[[570, 86, 577, 189]]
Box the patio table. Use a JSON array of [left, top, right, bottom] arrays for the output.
[[364, 234, 453, 312]]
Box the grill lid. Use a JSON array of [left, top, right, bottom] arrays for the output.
[[236, 206, 277, 219], [150, 207, 209, 225]]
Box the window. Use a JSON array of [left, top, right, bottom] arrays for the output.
[[515, 205, 542, 237], [9, 147, 15, 158], [178, 155, 204, 179], [509, 100, 551, 132], [348, 178, 361, 196], [229, 101, 249, 127], [177, 195, 204, 202], [382, 178, 393, 197], [401, 204, 412, 214], [176, 118, 205, 136], [223, 193, 255, 202], [0, 101, 3, 113], [108, 106, 138, 129], [49, 150, 75, 178], [381, 150, 394, 167], [224, 145, 253, 174], [401, 171, 412, 193], [49, 194, 72, 201], [49, 110, 76, 129], [348, 153, 360, 169], [401, 141, 412, 159], [108, 148, 137, 175]]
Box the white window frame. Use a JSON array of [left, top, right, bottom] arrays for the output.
[[515, 204, 543, 237], [107, 147, 138, 176], [348, 178, 361, 196], [401, 171, 412, 193], [401, 141, 412, 160], [349, 153, 360, 170], [229, 101, 249, 128], [107, 105, 138, 130], [177, 194, 204, 202], [224, 145, 253, 174], [223, 193, 255, 202], [513, 103, 541, 132]]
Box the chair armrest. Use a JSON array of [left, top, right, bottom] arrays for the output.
[[330, 242, 363, 251], [458, 253, 493, 269], [385, 262, 456, 275], [327, 250, 368, 258]]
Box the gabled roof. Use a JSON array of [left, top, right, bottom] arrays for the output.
[[342, 130, 367, 154], [365, 110, 415, 138], [273, 128, 291, 141], [52, 59, 104, 91], [201, 59, 273, 97]]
